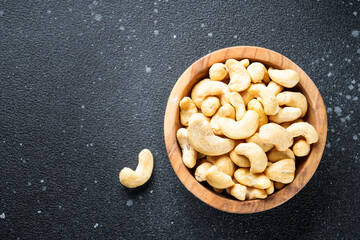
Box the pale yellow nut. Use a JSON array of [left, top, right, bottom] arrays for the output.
[[263, 66, 270, 83], [218, 110, 259, 140], [277, 91, 308, 117], [247, 99, 268, 127], [201, 96, 220, 117], [235, 143, 268, 173], [119, 149, 153, 188], [268, 67, 300, 88], [187, 113, 235, 156], [265, 159, 295, 184], [176, 128, 197, 168], [293, 138, 311, 157], [259, 123, 293, 151], [229, 92, 246, 121], [240, 86, 255, 106], [228, 183, 247, 200], [191, 79, 231, 108], [239, 59, 250, 68], [246, 187, 268, 200], [207, 154, 235, 177], [268, 107, 302, 124], [209, 63, 228, 81], [210, 103, 236, 135], [246, 133, 274, 152], [229, 149, 250, 167], [225, 59, 251, 92], [194, 159, 213, 182], [267, 148, 295, 162], [179, 97, 198, 126], [247, 62, 266, 83], [266, 181, 275, 195], [286, 122, 319, 144], [248, 84, 279, 115], [234, 168, 271, 189], [205, 165, 235, 189], [274, 182, 285, 190], [267, 81, 284, 96], [213, 187, 224, 194], [226, 177, 239, 195]]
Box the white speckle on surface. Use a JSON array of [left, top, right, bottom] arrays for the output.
[[0, 213, 5, 219], [0, 10, 4, 17], [37, 210, 41, 214], [42, 186, 47, 191], [47, 10, 52, 14], [40, 179, 44, 183], [81, 105, 85, 109], [271, 28, 275, 31], [351, 30, 359, 37], [327, 72, 333, 77], [27, 181, 32, 186], [354, 135, 358, 140], [154, 20, 158, 24], [145, 66, 152, 73], [357, 48, 360, 54], [334, 106, 342, 116], [201, 23, 206, 28], [154, 8, 158, 13], [346, 95, 351, 100], [94, 180, 98, 183], [173, 35, 176, 39], [69, 8, 72, 12], [330, 128, 335, 133], [354, 96, 359, 101], [329, 63, 333, 67], [349, 85, 354, 90], [126, 200, 133, 206], [119, 26, 125, 31], [171, 221, 174, 224], [233, 35, 238, 39], [340, 118, 346, 123], [95, 14, 102, 21], [326, 142, 331, 149], [89, 143, 94, 147], [154, 30, 159, 35], [94, 223, 99, 228], [326, 107, 332, 113], [150, 190, 153, 194], [354, 11, 358, 16], [341, 148, 345, 151], [208, 32, 213, 37], [93, 0, 98, 6]]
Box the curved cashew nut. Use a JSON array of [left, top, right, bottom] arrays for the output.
[[201, 96, 220, 117], [239, 59, 250, 68], [210, 103, 235, 135], [119, 149, 153, 188], [225, 59, 251, 92], [246, 132, 274, 152], [293, 138, 311, 157], [259, 123, 293, 151], [286, 122, 319, 144], [191, 79, 231, 108], [247, 62, 266, 83], [247, 99, 268, 127], [229, 92, 246, 121], [229, 149, 250, 167], [277, 91, 308, 117], [187, 113, 235, 156], [218, 110, 259, 139], [248, 84, 279, 115], [268, 67, 300, 88], [228, 183, 247, 200], [267, 81, 284, 95], [265, 159, 295, 184], [235, 143, 268, 173], [205, 165, 235, 189], [268, 107, 302, 124], [179, 97, 198, 126], [246, 187, 267, 200], [266, 181, 275, 195], [267, 148, 295, 162], [206, 154, 235, 177], [234, 168, 271, 189], [176, 128, 197, 168], [209, 63, 228, 81], [194, 159, 213, 182]]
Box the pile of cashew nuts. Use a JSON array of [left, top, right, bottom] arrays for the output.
[[177, 59, 319, 200]]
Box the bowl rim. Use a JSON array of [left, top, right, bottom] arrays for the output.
[[164, 46, 327, 214]]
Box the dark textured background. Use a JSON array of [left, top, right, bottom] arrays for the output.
[[1, 0, 360, 239]]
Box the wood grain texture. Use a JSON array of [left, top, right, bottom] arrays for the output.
[[164, 46, 327, 214]]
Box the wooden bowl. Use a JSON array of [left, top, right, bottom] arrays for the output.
[[164, 46, 327, 213]]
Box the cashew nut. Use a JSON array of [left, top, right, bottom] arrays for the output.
[[201, 96, 220, 117], [191, 79, 231, 108], [225, 59, 251, 92], [267, 81, 284, 95], [266, 181, 275, 195], [179, 97, 198, 126], [207, 155, 235, 177], [247, 62, 266, 83], [293, 138, 311, 157], [176, 128, 197, 168], [268, 107, 302, 124], [259, 123, 293, 151], [246, 133, 274, 152], [205, 165, 235, 189], [274, 182, 285, 190], [209, 63, 228, 81], [229, 92, 246, 121], [228, 183, 247, 200], [119, 149, 153, 188], [267, 148, 295, 162], [210, 103, 235, 135], [248, 84, 279, 115], [277, 91, 308, 117], [187, 113, 235, 156], [235, 143, 268, 173], [229, 149, 250, 167], [286, 122, 319, 144], [239, 58, 250, 68], [268, 67, 300, 88], [247, 99, 268, 127], [194, 159, 213, 182], [234, 168, 271, 189], [265, 159, 295, 184], [246, 187, 267, 200], [218, 110, 259, 139]]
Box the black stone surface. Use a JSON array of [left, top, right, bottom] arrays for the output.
[[1, 0, 360, 239]]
